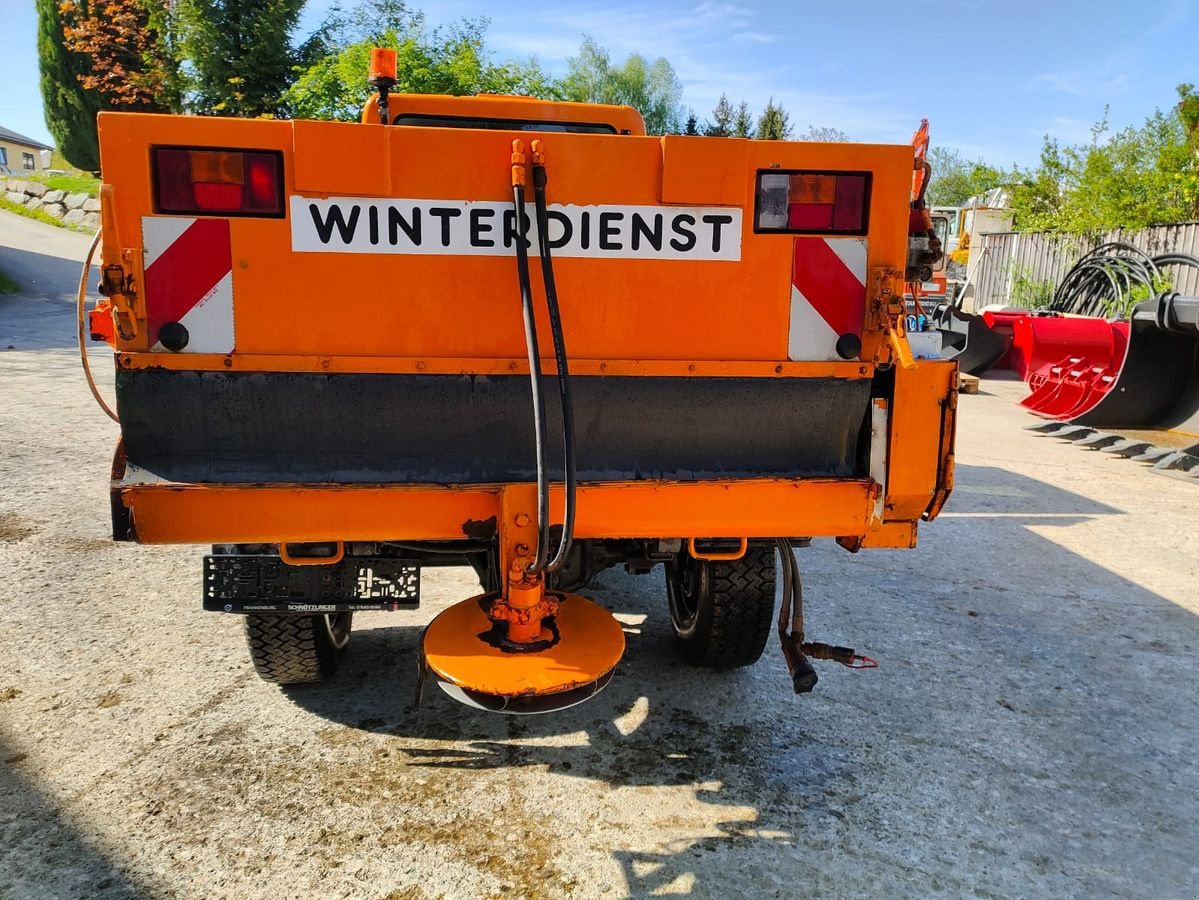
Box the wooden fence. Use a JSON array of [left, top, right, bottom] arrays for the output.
[[968, 222, 1199, 310]]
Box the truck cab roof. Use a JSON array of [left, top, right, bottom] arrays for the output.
[[361, 92, 647, 135]]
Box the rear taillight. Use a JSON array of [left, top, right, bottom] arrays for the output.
[[754, 170, 871, 235], [153, 148, 284, 217]]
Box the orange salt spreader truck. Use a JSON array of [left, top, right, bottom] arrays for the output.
[[82, 49, 956, 713]]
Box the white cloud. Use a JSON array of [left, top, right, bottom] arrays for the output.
[[731, 31, 777, 44], [1036, 69, 1132, 99]]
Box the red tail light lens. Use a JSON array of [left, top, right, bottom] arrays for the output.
[[755, 170, 871, 235], [153, 148, 283, 217]]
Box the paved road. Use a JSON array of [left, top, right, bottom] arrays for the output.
[[0, 211, 99, 351], [1, 208, 1198, 898]]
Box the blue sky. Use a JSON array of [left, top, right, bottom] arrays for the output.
[[2, 0, 1196, 167]]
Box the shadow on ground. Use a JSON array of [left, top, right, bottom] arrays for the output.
[[0, 733, 146, 899], [5, 463, 1197, 896], [272, 462, 1197, 894]]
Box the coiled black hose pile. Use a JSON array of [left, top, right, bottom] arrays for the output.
[[1050, 242, 1199, 317]]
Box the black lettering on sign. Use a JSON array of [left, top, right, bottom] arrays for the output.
[[368, 206, 380, 245], [503, 209, 532, 249], [631, 212, 663, 252], [470, 208, 495, 248], [546, 210, 572, 249], [580, 211, 591, 250], [703, 214, 734, 253], [670, 214, 696, 252], [429, 207, 462, 247], [388, 207, 421, 246], [599, 212, 624, 251], [310, 203, 360, 244]]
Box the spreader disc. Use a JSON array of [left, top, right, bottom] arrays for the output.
[[422, 591, 625, 714]]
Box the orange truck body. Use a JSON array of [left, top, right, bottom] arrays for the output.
[[94, 94, 956, 553]]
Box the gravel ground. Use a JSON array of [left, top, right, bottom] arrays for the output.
[[2, 210, 1198, 899]]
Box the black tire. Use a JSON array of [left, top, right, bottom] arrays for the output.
[[243, 613, 353, 684], [665, 544, 776, 669]]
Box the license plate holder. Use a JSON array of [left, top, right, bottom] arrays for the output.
[[203, 554, 420, 613]]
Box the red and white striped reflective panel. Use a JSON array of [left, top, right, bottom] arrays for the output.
[[142, 216, 234, 353], [788, 237, 867, 361]]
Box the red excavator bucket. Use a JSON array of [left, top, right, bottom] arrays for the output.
[[1018, 317, 1128, 419], [1020, 295, 1199, 429]]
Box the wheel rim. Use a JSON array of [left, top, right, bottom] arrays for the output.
[[666, 553, 707, 637], [322, 612, 352, 650]]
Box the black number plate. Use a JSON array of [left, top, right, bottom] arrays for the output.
[[203, 554, 420, 613]]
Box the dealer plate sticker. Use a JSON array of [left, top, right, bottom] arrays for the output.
[[290, 196, 742, 261]]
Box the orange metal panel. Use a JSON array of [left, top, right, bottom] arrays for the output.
[[571, 479, 874, 539], [114, 352, 873, 380], [360, 92, 647, 135], [96, 108, 913, 364], [885, 359, 958, 521], [124, 484, 502, 544], [119, 479, 875, 545], [660, 135, 749, 206], [292, 119, 389, 195], [861, 522, 918, 549]]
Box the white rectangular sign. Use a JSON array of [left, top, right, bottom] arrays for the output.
[[290, 196, 742, 261]]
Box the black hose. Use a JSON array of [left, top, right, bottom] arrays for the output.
[[531, 163, 577, 574], [776, 538, 817, 693], [1047, 243, 1199, 318], [776, 539, 792, 645], [511, 183, 551, 573]]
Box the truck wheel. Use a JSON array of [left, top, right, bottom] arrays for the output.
[[243, 613, 353, 684], [665, 544, 775, 669]]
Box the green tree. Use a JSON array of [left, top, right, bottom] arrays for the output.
[[755, 98, 791, 140], [683, 110, 699, 135], [926, 146, 1009, 206], [797, 125, 849, 142], [180, 0, 305, 117], [36, 0, 101, 171], [561, 37, 683, 134], [287, 6, 556, 122], [1009, 94, 1199, 233], [732, 101, 753, 138], [706, 94, 733, 137], [1178, 83, 1199, 153]]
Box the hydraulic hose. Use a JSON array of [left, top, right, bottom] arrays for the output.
[[1049, 243, 1199, 318], [776, 538, 816, 693], [531, 161, 577, 574], [77, 229, 119, 423], [511, 181, 552, 573]]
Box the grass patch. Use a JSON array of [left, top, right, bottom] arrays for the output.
[[0, 269, 19, 295], [25, 171, 100, 198], [0, 196, 89, 231]]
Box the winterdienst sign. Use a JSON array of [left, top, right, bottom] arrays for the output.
[[290, 197, 743, 261]]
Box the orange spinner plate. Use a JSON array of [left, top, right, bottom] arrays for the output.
[[422, 592, 626, 698]]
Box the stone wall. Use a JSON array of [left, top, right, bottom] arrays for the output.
[[3, 179, 100, 231]]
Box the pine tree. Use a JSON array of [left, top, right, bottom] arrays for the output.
[[706, 93, 733, 137], [36, 0, 101, 171], [733, 101, 753, 138], [181, 0, 305, 117], [684, 110, 699, 135], [755, 98, 792, 141]]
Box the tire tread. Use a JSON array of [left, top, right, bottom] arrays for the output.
[[244, 615, 335, 684]]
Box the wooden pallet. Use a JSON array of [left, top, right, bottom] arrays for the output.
[[958, 373, 980, 394]]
